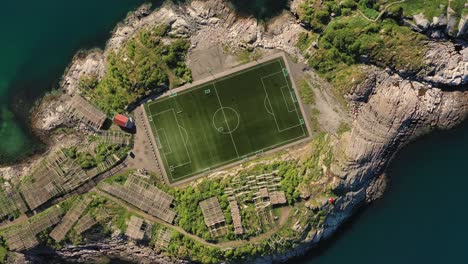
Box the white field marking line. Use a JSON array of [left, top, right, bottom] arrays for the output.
[[261, 69, 301, 133], [289, 90, 298, 103], [279, 85, 296, 113], [179, 125, 189, 144], [264, 96, 274, 115], [171, 132, 308, 181], [261, 70, 285, 80], [171, 109, 192, 166], [148, 59, 282, 105], [213, 83, 240, 158], [279, 60, 306, 136], [151, 108, 192, 176], [212, 107, 240, 134], [154, 108, 176, 116], [156, 128, 172, 154]]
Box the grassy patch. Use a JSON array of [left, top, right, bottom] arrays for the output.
[[310, 108, 321, 133], [298, 79, 315, 105], [296, 32, 314, 53], [0, 244, 6, 264], [332, 64, 366, 97], [235, 49, 263, 64], [337, 121, 351, 135], [102, 169, 134, 185], [392, 0, 465, 18], [309, 16, 427, 99]]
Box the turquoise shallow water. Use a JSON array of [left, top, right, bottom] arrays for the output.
[[298, 121, 468, 264], [0, 0, 159, 163]]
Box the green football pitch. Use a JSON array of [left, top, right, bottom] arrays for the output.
[[144, 57, 309, 183]]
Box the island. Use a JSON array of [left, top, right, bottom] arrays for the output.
[[0, 0, 467, 263]]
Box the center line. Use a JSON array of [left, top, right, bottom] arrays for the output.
[[213, 83, 240, 157]]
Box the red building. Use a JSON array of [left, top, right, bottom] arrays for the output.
[[114, 114, 135, 129]]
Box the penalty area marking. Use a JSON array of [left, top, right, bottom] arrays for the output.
[[261, 73, 303, 133], [151, 108, 192, 177]]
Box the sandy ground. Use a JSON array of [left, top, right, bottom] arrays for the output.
[[307, 72, 350, 134], [187, 42, 239, 81], [280, 55, 349, 135]]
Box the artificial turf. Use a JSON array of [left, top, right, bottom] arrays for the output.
[[145, 57, 309, 182]]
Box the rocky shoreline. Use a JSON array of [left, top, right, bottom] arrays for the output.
[[2, 0, 467, 263]]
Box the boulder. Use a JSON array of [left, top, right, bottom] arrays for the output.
[[457, 15, 468, 37], [432, 14, 447, 27], [413, 13, 430, 30], [446, 7, 458, 36]]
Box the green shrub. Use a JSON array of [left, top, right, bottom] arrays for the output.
[[81, 25, 192, 115], [298, 79, 315, 105]]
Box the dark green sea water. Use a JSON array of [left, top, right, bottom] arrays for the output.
[[2, 0, 467, 263], [0, 0, 285, 164], [0, 0, 162, 163]]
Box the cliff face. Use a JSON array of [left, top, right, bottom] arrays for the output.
[[335, 43, 468, 192], [319, 41, 467, 251], [24, 0, 468, 262]]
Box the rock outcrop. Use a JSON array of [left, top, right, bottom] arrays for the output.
[[326, 42, 467, 245], [407, 10, 468, 39], [51, 238, 186, 264]]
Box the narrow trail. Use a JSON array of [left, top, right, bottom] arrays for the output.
[[358, 0, 406, 22]]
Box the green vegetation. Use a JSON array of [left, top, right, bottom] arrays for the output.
[[63, 136, 130, 170], [307, 16, 427, 101], [145, 57, 308, 182], [0, 238, 6, 264], [0, 188, 21, 223], [279, 162, 301, 204], [337, 121, 351, 135], [311, 17, 426, 75], [358, 0, 380, 19], [235, 48, 263, 64], [166, 231, 223, 264], [298, 0, 356, 32], [298, 0, 357, 32], [298, 79, 315, 105], [392, 0, 466, 19], [170, 179, 231, 241], [301, 132, 333, 182], [296, 1, 435, 103], [103, 169, 134, 185], [80, 24, 192, 115], [296, 32, 314, 53]]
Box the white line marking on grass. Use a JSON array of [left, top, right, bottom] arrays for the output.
[[156, 128, 172, 154], [151, 108, 192, 179], [149, 59, 282, 105], [170, 132, 308, 181], [212, 107, 240, 134], [264, 96, 274, 115], [172, 109, 192, 165], [279, 59, 306, 136], [261, 70, 285, 80], [261, 75, 301, 133], [179, 125, 189, 144], [279, 85, 296, 113], [213, 83, 240, 158]]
